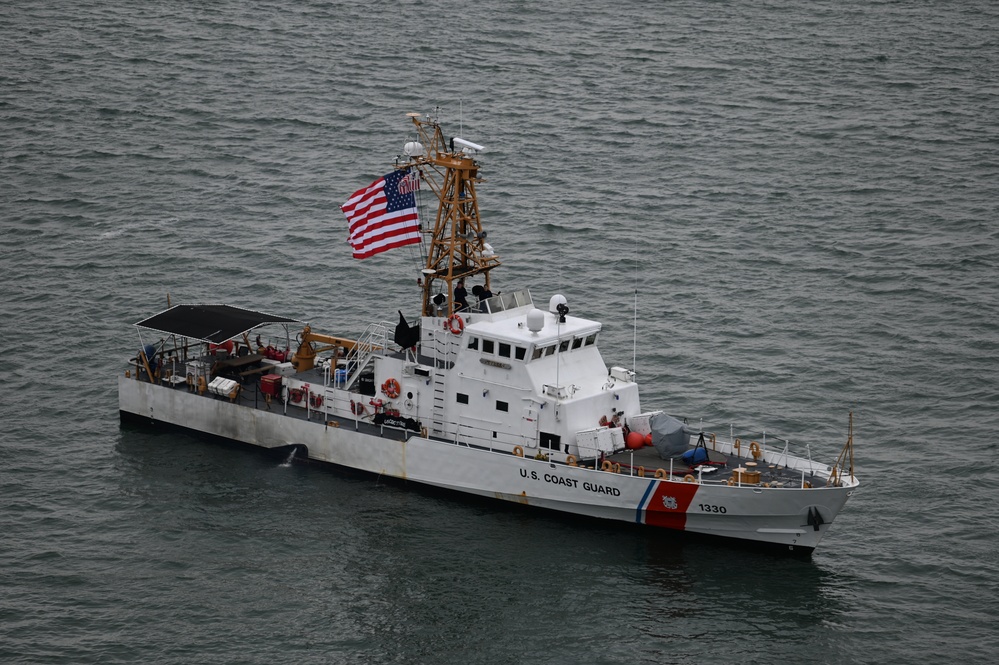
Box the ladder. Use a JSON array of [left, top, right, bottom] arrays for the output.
[[341, 322, 392, 391]]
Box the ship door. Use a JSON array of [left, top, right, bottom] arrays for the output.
[[521, 405, 539, 450]]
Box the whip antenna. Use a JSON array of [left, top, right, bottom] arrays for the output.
[[632, 239, 638, 374]]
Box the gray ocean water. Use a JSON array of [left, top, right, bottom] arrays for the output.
[[2, 0, 998, 662]]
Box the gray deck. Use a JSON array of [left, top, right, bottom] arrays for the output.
[[607, 437, 820, 487]]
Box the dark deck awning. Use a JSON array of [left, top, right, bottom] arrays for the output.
[[134, 304, 302, 343]]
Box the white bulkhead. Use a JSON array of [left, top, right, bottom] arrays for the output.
[[399, 291, 641, 460]]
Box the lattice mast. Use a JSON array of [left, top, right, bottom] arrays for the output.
[[401, 112, 501, 317]]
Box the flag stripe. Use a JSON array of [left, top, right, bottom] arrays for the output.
[[341, 170, 421, 259]]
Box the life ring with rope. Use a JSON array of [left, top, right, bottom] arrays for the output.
[[350, 400, 366, 415], [309, 393, 323, 409], [290, 388, 304, 403], [446, 313, 464, 335], [381, 378, 401, 399]]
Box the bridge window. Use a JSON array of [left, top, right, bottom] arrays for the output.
[[467, 337, 478, 350], [482, 339, 495, 354], [572, 337, 583, 350], [559, 339, 570, 353], [515, 346, 526, 361], [584, 333, 597, 346]]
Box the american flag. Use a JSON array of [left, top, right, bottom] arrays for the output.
[[341, 169, 421, 259]]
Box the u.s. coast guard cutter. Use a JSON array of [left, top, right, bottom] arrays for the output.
[[119, 111, 859, 553]]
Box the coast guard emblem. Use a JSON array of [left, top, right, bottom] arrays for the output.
[[662, 496, 678, 510]]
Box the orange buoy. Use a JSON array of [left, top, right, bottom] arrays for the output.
[[644, 432, 653, 446], [626, 431, 645, 449]]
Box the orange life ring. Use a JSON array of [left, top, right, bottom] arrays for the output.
[[309, 393, 323, 408], [350, 400, 366, 415], [446, 313, 464, 335], [290, 388, 303, 403], [382, 378, 401, 399], [654, 468, 667, 479]]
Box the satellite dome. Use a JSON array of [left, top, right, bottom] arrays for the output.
[[526, 309, 545, 334]]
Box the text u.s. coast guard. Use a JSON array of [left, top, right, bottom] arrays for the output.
[[519, 468, 621, 496]]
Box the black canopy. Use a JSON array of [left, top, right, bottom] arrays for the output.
[[134, 304, 301, 343]]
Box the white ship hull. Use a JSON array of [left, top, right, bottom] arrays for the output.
[[120, 376, 853, 553]]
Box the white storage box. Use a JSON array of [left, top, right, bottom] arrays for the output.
[[626, 411, 664, 437], [271, 362, 296, 377], [574, 426, 625, 458], [187, 361, 209, 379], [208, 376, 239, 399]]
